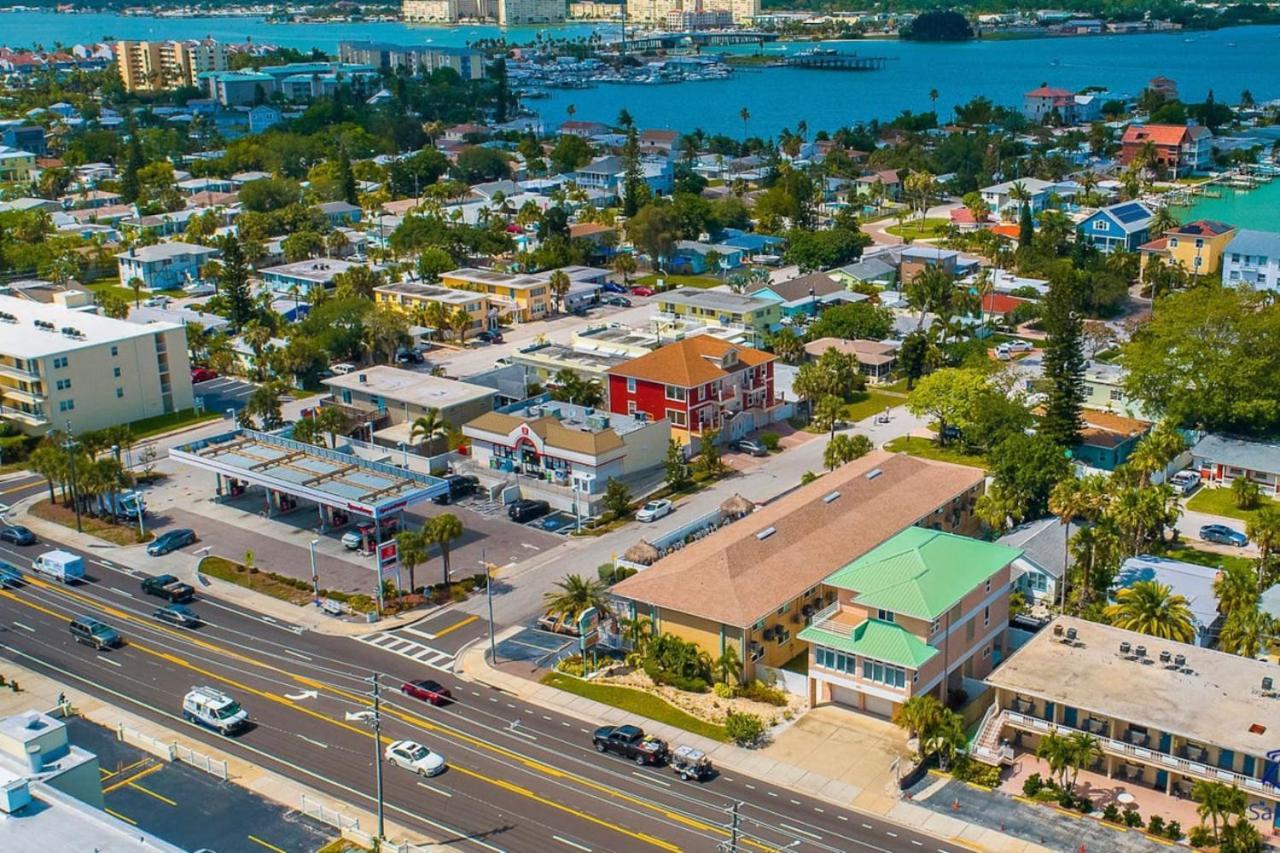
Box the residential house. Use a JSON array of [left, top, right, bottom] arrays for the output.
[[802, 337, 897, 383], [749, 272, 857, 321], [0, 146, 35, 182], [670, 240, 745, 275], [899, 246, 962, 284], [558, 120, 610, 138], [998, 517, 1082, 607], [652, 288, 781, 347], [1139, 219, 1236, 277], [1076, 201, 1154, 253], [831, 254, 899, 289], [1074, 410, 1150, 471], [259, 258, 364, 295], [1112, 556, 1226, 647], [1120, 123, 1213, 175], [1081, 360, 1149, 420], [853, 170, 902, 202], [719, 230, 786, 263], [800, 528, 1017, 716], [115, 242, 220, 292], [1222, 228, 1280, 292], [606, 336, 776, 443], [318, 201, 362, 227], [374, 280, 497, 335], [974, 615, 1280, 826], [1, 125, 45, 156], [610, 451, 986, 684], [1190, 433, 1280, 495], [979, 178, 1060, 217], [248, 105, 282, 134], [1022, 86, 1077, 124], [439, 267, 551, 323], [462, 399, 670, 513]]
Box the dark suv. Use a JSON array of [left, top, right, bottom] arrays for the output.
[[433, 474, 480, 505], [508, 499, 550, 523]]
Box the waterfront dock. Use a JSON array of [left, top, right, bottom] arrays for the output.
[[782, 52, 891, 71]]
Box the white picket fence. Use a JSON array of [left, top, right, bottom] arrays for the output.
[[115, 723, 228, 781], [300, 796, 432, 853]]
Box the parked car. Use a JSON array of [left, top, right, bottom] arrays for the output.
[[994, 344, 1013, 361], [1007, 340, 1034, 353], [602, 281, 628, 294], [141, 573, 195, 603], [152, 604, 201, 628], [146, 528, 197, 557], [1199, 524, 1248, 547], [1168, 470, 1201, 496], [636, 499, 673, 523], [0, 525, 36, 546], [69, 615, 122, 650], [385, 740, 446, 777], [330, 362, 357, 375], [342, 519, 399, 550], [602, 295, 632, 308], [732, 439, 768, 457], [395, 347, 424, 365], [592, 725, 668, 766], [475, 330, 504, 344], [401, 679, 452, 706], [508, 499, 550, 523], [190, 367, 218, 383], [630, 286, 656, 297], [432, 474, 480, 505]]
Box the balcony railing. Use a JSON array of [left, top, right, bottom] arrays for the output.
[[0, 405, 49, 426], [805, 601, 843, 635], [0, 362, 39, 382], [1001, 710, 1278, 795]]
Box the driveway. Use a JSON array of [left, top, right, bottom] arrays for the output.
[[1176, 500, 1258, 558]]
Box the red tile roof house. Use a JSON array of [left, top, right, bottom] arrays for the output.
[[1022, 85, 1077, 124], [1120, 123, 1213, 176], [606, 337, 777, 445]]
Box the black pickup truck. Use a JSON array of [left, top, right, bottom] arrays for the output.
[[592, 724, 668, 766], [141, 574, 195, 603]]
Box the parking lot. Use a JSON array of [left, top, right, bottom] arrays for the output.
[[71, 716, 333, 853], [193, 376, 257, 415]]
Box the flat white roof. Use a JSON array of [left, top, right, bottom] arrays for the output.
[[0, 294, 182, 358], [322, 365, 496, 410]]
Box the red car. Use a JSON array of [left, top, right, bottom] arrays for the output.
[[630, 286, 656, 297], [401, 679, 452, 705], [191, 367, 218, 383]]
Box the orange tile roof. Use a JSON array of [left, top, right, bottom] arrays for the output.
[[990, 223, 1022, 240], [1121, 124, 1190, 147], [607, 337, 774, 387]]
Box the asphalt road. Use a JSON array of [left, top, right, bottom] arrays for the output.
[[0, 532, 963, 853]]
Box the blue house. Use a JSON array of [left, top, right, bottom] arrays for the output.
[[1077, 201, 1153, 253], [318, 201, 362, 226], [1072, 410, 1150, 471], [749, 271, 858, 320], [249, 105, 282, 134], [720, 228, 785, 261], [670, 240, 745, 275], [116, 242, 220, 292]]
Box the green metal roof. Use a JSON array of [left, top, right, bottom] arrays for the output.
[[798, 618, 939, 669], [822, 527, 1021, 620]]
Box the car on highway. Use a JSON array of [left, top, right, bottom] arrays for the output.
[[0, 562, 23, 588], [636, 499, 673, 523], [731, 439, 768, 457], [592, 725, 668, 766], [141, 573, 196, 602], [629, 286, 656, 297], [191, 367, 218, 383], [1168, 470, 1201, 496], [602, 281, 628, 294], [401, 679, 453, 706], [152, 604, 201, 628], [508, 499, 550, 523], [146, 528, 197, 556], [183, 685, 249, 735], [69, 615, 122, 650], [385, 740, 446, 777], [0, 525, 36, 546], [1200, 524, 1248, 547]]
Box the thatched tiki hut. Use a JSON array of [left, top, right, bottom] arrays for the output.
[[719, 494, 755, 520], [623, 540, 660, 566]]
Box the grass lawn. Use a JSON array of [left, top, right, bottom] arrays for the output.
[[880, 377, 912, 394], [634, 273, 721, 290], [540, 672, 729, 742], [126, 408, 221, 439], [843, 390, 902, 423], [1162, 544, 1255, 575], [884, 435, 986, 469], [885, 218, 949, 240], [199, 555, 315, 606], [84, 276, 139, 306], [29, 498, 152, 546], [1186, 486, 1276, 523]]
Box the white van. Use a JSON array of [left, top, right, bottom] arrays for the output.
[[330, 362, 357, 375], [182, 686, 249, 735], [31, 550, 85, 583]]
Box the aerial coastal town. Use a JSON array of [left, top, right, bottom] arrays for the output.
[[0, 3, 1274, 853]]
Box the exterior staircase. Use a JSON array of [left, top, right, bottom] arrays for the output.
[[970, 703, 1014, 766]]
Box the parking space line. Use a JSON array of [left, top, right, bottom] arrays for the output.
[[432, 614, 478, 638], [103, 763, 163, 794], [105, 807, 136, 825], [247, 835, 289, 853], [129, 781, 177, 806]]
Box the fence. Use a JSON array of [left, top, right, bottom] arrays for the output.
[[116, 723, 228, 781], [300, 796, 433, 853], [756, 663, 809, 697]]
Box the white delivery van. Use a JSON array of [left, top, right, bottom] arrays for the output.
[[30, 550, 85, 583], [182, 686, 249, 735]]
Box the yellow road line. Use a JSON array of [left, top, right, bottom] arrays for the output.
[[103, 762, 163, 794], [102, 757, 152, 782], [431, 614, 478, 638], [128, 781, 177, 806], [105, 807, 137, 825], [247, 835, 288, 853]]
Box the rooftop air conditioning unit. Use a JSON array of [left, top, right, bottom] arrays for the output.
[[1119, 641, 1131, 656], [1065, 627, 1078, 643], [1159, 650, 1172, 665], [1134, 645, 1147, 659], [1264, 676, 1275, 693], [1054, 624, 1065, 637], [1174, 654, 1187, 669]]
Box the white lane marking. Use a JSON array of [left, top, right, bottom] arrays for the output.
[[417, 781, 452, 797], [886, 831, 898, 838], [767, 791, 778, 797], [633, 771, 671, 787], [507, 727, 538, 741], [297, 735, 329, 748], [579, 728, 589, 734], [911, 841, 923, 847], [551, 835, 591, 852], [99, 560, 115, 568], [12, 621, 34, 632], [488, 696, 498, 703], [745, 783, 755, 790], [99, 656, 122, 667], [813, 807, 824, 813], [109, 586, 133, 597], [470, 691, 480, 697], [780, 823, 823, 841], [837, 815, 848, 821], [790, 798, 801, 805], [400, 626, 438, 641], [286, 650, 312, 661], [723, 776, 734, 782], [861, 823, 873, 829], [542, 715, 552, 721], [506, 703, 515, 709], [561, 721, 570, 727]]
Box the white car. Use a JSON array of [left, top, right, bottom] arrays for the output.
[[385, 740, 446, 777], [330, 362, 357, 375], [1006, 340, 1034, 353], [1168, 470, 1201, 496], [636, 499, 673, 523]]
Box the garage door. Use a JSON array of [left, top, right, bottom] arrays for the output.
[[863, 694, 895, 718], [828, 686, 895, 718]]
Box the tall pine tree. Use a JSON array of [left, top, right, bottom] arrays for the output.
[[336, 147, 358, 206], [1040, 275, 1086, 448], [1018, 203, 1034, 247], [219, 235, 254, 331], [621, 126, 646, 218], [119, 122, 144, 205]]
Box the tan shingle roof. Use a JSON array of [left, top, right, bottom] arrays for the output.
[[605, 338, 774, 388], [465, 411, 625, 457], [611, 451, 985, 627]]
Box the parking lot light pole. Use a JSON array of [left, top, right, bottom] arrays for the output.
[[482, 550, 498, 664], [371, 673, 385, 841], [309, 539, 320, 604], [63, 422, 82, 533]]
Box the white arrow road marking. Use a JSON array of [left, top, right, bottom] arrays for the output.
[[285, 690, 319, 701]]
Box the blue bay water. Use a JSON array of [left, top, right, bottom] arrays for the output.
[[1188, 180, 1280, 231], [8, 11, 1280, 137]]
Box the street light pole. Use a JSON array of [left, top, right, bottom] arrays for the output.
[[370, 673, 385, 842], [309, 538, 320, 604], [483, 549, 497, 664], [64, 421, 82, 533]]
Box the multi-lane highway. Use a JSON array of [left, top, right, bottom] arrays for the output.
[[0, 532, 965, 853]]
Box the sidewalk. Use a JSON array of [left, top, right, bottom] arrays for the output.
[[455, 637, 1053, 853], [0, 657, 432, 848]]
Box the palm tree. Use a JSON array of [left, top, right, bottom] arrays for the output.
[[395, 529, 429, 594], [426, 513, 463, 588], [1067, 731, 1100, 789], [1104, 580, 1196, 643], [451, 305, 472, 345], [892, 694, 944, 741], [128, 275, 143, 308], [409, 409, 447, 455], [313, 406, 348, 449], [1048, 477, 1088, 610], [1192, 780, 1234, 842], [739, 106, 750, 140], [824, 433, 872, 470], [548, 269, 571, 313], [543, 573, 612, 624], [1149, 205, 1179, 236], [922, 710, 967, 771], [1217, 607, 1274, 658], [1036, 730, 1074, 788], [1213, 563, 1261, 620], [1246, 505, 1280, 582], [713, 644, 742, 686], [612, 253, 636, 286], [813, 395, 843, 438]]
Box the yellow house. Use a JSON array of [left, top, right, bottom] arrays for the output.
[[373, 281, 496, 334], [609, 451, 985, 683], [1140, 219, 1236, 277], [0, 146, 36, 183], [439, 267, 551, 323]]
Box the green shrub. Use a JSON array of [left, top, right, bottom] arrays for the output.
[[724, 711, 764, 747], [1032, 788, 1061, 803], [760, 432, 780, 451], [1022, 773, 1045, 797], [598, 563, 617, 585], [614, 566, 637, 582], [1057, 790, 1077, 810], [556, 655, 586, 677], [1122, 809, 1142, 828], [800, 470, 817, 485], [642, 658, 708, 693], [952, 756, 1000, 788], [1164, 820, 1182, 841], [712, 682, 735, 699], [1102, 803, 1121, 823], [1188, 825, 1211, 847], [1146, 815, 1165, 836], [737, 679, 788, 707]]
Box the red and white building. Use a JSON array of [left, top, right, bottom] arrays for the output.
[[606, 338, 776, 444]]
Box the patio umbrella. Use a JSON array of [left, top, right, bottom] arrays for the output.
[[624, 541, 660, 566], [719, 494, 755, 518]]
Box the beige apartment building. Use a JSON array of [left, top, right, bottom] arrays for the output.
[[625, 0, 755, 24], [116, 39, 228, 93], [402, 0, 563, 22], [0, 295, 194, 435], [497, 0, 567, 24], [402, 0, 459, 21]]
